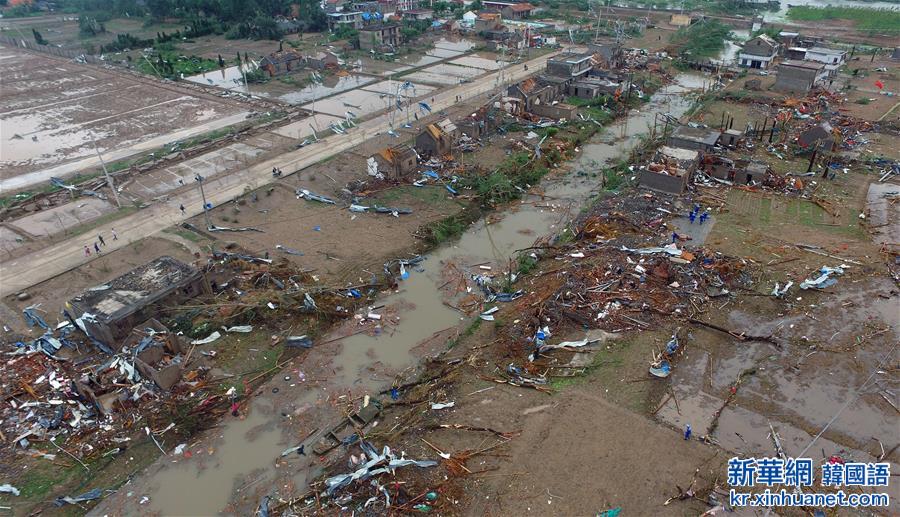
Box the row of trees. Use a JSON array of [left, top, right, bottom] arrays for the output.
[[7, 0, 328, 40]]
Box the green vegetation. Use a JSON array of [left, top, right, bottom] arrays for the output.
[[31, 28, 48, 45], [671, 19, 733, 59], [549, 352, 611, 390], [787, 6, 900, 33], [750, 26, 781, 39], [164, 227, 206, 243], [400, 19, 433, 42], [79, 15, 107, 37], [136, 45, 220, 78], [3, 0, 328, 41], [516, 253, 539, 276], [425, 211, 473, 245], [594, 0, 777, 15], [446, 318, 482, 349]]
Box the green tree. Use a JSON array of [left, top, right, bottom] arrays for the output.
[[297, 0, 327, 31], [433, 0, 450, 14], [147, 0, 172, 20], [32, 29, 48, 45]]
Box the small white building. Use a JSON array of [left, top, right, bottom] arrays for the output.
[[803, 47, 847, 76], [738, 34, 779, 70], [462, 10, 477, 25]]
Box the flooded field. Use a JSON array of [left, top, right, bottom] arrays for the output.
[[185, 63, 257, 93], [277, 74, 375, 105], [0, 45, 250, 191]]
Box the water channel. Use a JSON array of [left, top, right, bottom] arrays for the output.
[[92, 71, 709, 515]]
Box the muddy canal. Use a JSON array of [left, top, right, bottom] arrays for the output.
[[89, 73, 708, 515]]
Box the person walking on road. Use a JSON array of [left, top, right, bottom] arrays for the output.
[[84, 245, 91, 257], [180, 204, 186, 216], [98, 234, 106, 246], [93, 242, 101, 254], [111, 228, 118, 241]]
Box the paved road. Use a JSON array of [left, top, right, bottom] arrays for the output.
[[0, 50, 561, 297]]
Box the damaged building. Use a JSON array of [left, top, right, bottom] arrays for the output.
[[546, 52, 594, 80], [359, 23, 401, 51], [667, 126, 720, 153], [259, 49, 305, 76], [371, 144, 418, 179], [416, 119, 457, 158], [702, 156, 768, 185], [66, 256, 207, 345], [639, 146, 699, 194], [773, 60, 826, 93]]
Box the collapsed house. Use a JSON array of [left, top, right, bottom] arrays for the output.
[[639, 146, 699, 194], [307, 50, 341, 70], [371, 144, 418, 179], [66, 256, 207, 345], [260, 49, 306, 76], [415, 119, 457, 158], [506, 77, 557, 113], [719, 128, 743, 147], [702, 155, 769, 185], [667, 126, 720, 153], [587, 40, 623, 69], [798, 122, 838, 152]]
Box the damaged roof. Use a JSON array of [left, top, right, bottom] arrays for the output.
[[670, 125, 720, 146], [69, 256, 200, 322], [658, 145, 699, 163], [508, 2, 535, 11]]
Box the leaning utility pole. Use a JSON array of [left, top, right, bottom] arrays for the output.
[[89, 133, 121, 208], [195, 174, 212, 229]]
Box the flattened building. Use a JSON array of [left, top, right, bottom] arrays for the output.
[[67, 256, 206, 345]]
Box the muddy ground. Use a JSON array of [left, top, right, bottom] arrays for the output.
[[2, 17, 898, 516], [0, 45, 250, 186], [1, 235, 200, 332]]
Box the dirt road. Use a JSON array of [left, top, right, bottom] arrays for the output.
[[0, 50, 561, 297]]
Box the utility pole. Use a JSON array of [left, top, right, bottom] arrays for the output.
[[90, 133, 121, 208], [239, 58, 252, 96], [195, 174, 212, 229]]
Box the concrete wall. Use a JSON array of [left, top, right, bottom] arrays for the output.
[[639, 170, 688, 194], [667, 136, 714, 152], [530, 103, 578, 120], [0, 35, 101, 63], [773, 68, 818, 93]]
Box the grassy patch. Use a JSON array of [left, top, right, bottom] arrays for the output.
[[206, 332, 286, 391], [787, 6, 900, 33], [375, 185, 455, 206], [549, 352, 613, 390], [446, 318, 482, 349], [163, 226, 207, 243], [425, 212, 472, 245], [516, 253, 538, 276], [136, 45, 220, 79], [671, 19, 733, 59], [5, 439, 162, 515]]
